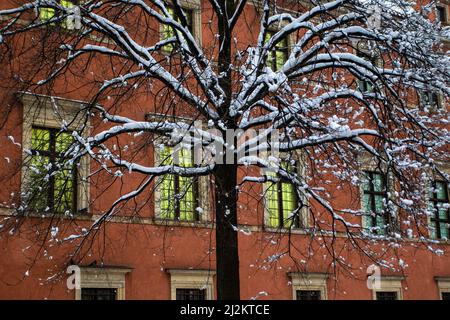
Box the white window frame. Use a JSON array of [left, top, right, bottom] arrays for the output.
[[372, 276, 404, 300], [426, 170, 450, 241], [149, 114, 211, 223], [167, 269, 215, 300], [19, 92, 90, 214], [288, 272, 328, 300], [262, 150, 310, 231], [75, 266, 132, 300], [159, 0, 202, 48], [435, 276, 450, 300], [358, 152, 398, 234]]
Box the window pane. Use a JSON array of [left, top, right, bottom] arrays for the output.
[[281, 182, 296, 227], [160, 174, 175, 219], [439, 223, 449, 239], [39, 7, 55, 22], [31, 128, 50, 151], [176, 288, 206, 300], [372, 173, 383, 192], [54, 168, 75, 213], [81, 288, 117, 300], [442, 292, 450, 300], [296, 290, 321, 300], [374, 195, 384, 213], [178, 176, 195, 221], [28, 155, 50, 210], [158, 146, 196, 221], [55, 131, 73, 154], [376, 291, 398, 300], [266, 183, 279, 227], [436, 181, 448, 200]]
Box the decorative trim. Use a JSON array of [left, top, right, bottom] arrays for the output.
[[18, 92, 90, 214], [167, 269, 215, 300], [372, 276, 404, 300], [75, 266, 132, 300], [288, 272, 328, 300], [435, 276, 450, 300]]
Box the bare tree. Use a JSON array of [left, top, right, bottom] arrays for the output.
[[0, 0, 449, 299]]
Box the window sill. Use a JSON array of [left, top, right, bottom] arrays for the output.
[[152, 217, 212, 228]]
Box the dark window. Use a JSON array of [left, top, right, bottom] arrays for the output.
[[437, 6, 447, 23], [355, 48, 378, 93], [429, 181, 450, 239], [376, 291, 398, 300], [176, 288, 206, 300], [419, 91, 441, 110], [28, 127, 77, 214], [442, 292, 450, 300], [362, 171, 393, 234], [296, 290, 321, 300], [81, 288, 117, 300]]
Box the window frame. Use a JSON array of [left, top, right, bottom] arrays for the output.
[[362, 170, 393, 235], [265, 30, 289, 71], [371, 276, 404, 300], [375, 291, 398, 300], [149, 113, 211, 224], [429, 180, 450, 240], [358, 152, 398, 236], [19, 92, 90, 216], [167, 269, 215, 300], [436, 4, 448, 24], [264, 160, 300, 229], [296, 289, 322, 300], [418, 90, 443, 111], [75, 266, 132, 300], [159, 0, 202, 53], [29, 126, 78, 214], [39, 0, 81, 30], [262, 152, 309, 231], [157, 146, 201, 222], [288, 272, 328, 300], [435, 276, 450, 300], [175, 288, 206, 300], [353, 41, 382, 93]]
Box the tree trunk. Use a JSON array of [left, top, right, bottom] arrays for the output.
[[214, 163, 240, 300]]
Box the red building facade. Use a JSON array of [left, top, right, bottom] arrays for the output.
[[0, 0, 449, 300]]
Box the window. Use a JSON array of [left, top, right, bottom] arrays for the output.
[[265, 161, 300, 228], [371, 276, 403, 300], [419, 90, 441, 110], [74, 266, 131, 300], [176, 288, 206, 300], [289, 272, 328, 300], [435, 276, 450, 299], [376, 291, 398, 300], [81, 288, 117, 300], [355, 51, 375, 93], [296, 290, 321, 300], [28, 127, 76, 214], [265, 31, 288, 71], [39, 0, 79, 29], [429, 181, 450, 239], [158, 146, 199, 221], [362, 171, 392, 234], [20, 93, 90, 215], [167, 269, 215, 300], [161, 6, 194, 53], [437, 5, 447, 23]]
